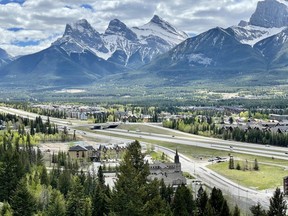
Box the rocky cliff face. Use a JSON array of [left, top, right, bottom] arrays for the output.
[[250, 0, 288, 28]]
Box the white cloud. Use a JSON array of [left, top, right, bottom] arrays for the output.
[[0, 0, 260, 56]]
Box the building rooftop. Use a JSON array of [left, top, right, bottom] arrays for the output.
[[68, 145, 87, 151]]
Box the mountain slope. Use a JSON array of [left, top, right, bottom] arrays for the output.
[[254, 27, 288, 68], [53, 19, 109, 58], [250, 0, 288, 28], [227, 0, 288, 46], [0, 48, 12, 67], [0, 45, 125, 87], [104, 15, 188, 67], [144, 27, 266, 77]]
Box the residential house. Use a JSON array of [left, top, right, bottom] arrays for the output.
[[68, 145, 88, 160], [68, 145, 98, 161]]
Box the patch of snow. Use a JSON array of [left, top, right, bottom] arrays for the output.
[[278, 0, 288, 7], [132, 21, 187, 46], [187, 53, 212, 65], [232, 25, 286, 46]]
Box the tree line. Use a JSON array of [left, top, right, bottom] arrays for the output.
[[163, 116, 288, 147], [0, 134, 287, 216], [0, 139, 241, 216]]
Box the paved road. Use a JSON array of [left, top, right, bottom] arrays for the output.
[[155, 145, 271, 213], [89, 127, 288, 160], [0, 106, 281, 211]]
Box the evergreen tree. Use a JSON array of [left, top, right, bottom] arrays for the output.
[[0, 151, 24, 201], [45, 189, 66, 216], [209, 187, 226, 216], [229, 117, 234, 124], [66, 177, 88, 216], [160, 179, 173, 205], [142, 180, 172, 216], [250, 202, 266, 216], [36, 147, 44, 166], [204, 202, 215, 216], [97, 166, 105, 187], [267, 188, 287, 216], [220, 200, 230, 216], [83, 197, 92, 216], [196, 186, 208, 216], [91, 184, 110, 216], [10, 179, 36, 216], [40, 166, 49, 186], [58, 169, 72, 197], [110, 140, 155, 215], [229, 156, 234, 169], [1, 201, 13, 216], [254, 159, 259, 171], [236, 162, 241, 170], [171, 184, 195, 216], [232, 205, 241, 216]]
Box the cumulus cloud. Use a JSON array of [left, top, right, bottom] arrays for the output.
[[0, 0, 259, 56]]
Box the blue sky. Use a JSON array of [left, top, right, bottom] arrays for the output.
[[0, 0, 25, 4], [0, 0, 261, 56]]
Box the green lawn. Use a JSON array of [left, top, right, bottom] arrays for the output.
[[117, 123, 192, 137], [208, 161, 288, 190], [77, 126, 288, 190], [78, 127, 288, 165]]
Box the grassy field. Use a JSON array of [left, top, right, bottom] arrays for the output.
[[79, 127, 288, 165], [117, 123, 192, 137], [207, 161, 288, 190], [78, 127, 288, 189]]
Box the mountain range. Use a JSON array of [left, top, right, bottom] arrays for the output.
[[1, 0, 288, 90]]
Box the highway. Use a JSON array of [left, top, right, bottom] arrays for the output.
[[0, 106, 285, 210], [89, 126, 288, 160]]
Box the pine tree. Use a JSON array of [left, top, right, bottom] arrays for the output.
[[220, 200, 230, 216], [171, 184, 195, 216], [233, 205, 241, 216], [204, 202, 215, 216], [1, 201, 13, 216], [142, 179, 172, 216], [229, 156, 234, 169], [267, 188, 287, 216], [91, 184, 110, 216], [254, 159, 259, 171], [97, 166, 105, 187], [209, 187, 225, 216], [110, 140, 153, 215], [36, 147, 44, 166], [236, 162, 241, 170], [160, 179, 173, 205], [196, 186, 209, 216], [66, 177, 88, 216], [0, 151, 24, 202], [10, 179, 36, 216], [45, 189, 66, 216], [250, 202, 266, 216], [40, 166, 49, 186], [58, 169, 72, 197]]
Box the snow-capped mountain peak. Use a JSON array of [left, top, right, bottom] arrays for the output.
[[228, 0, 288, 46], [132, 15, 188, 46], [105, 19, 137, 41], [52, 16, 188, 66], [64, 19, 101, 38], [53, 19, 108, 56]]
